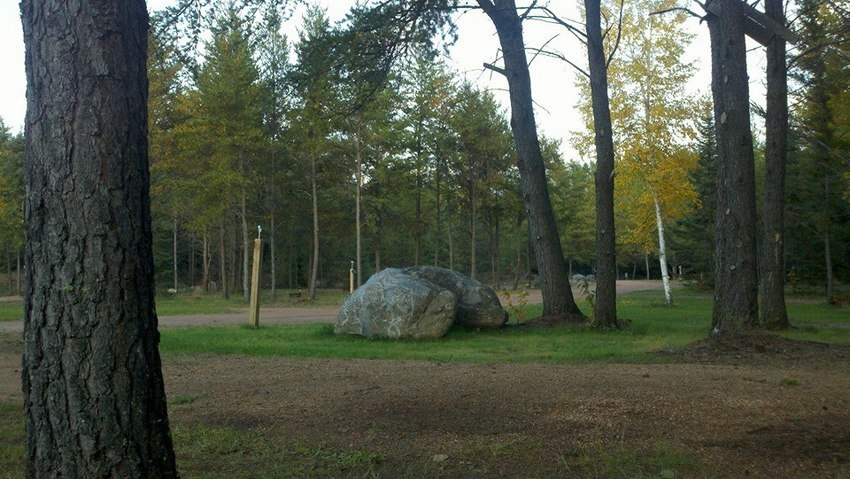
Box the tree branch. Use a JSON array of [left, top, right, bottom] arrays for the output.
[[483, 62, 507, 76], [606, 0, 625, 68], [526, 47, 590, 78], [649, 7, 705, 19], [528, 33, 560, 67], [519, 0, 539, 21]]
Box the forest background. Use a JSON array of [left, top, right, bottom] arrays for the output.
[[0, 0, 847, 303]]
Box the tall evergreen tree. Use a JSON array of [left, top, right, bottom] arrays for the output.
[[760, 0, 791, 328], [20, 1, 177, 474], [195, 8, 266, 301], [706, 0, 759, 336]]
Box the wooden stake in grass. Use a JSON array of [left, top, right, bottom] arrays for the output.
[[349, 261, 354, 294], [250, 235, 263, 328]]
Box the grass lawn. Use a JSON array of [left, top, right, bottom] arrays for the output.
[[0, 289, 351, 321], [158, 292, 850, 364]]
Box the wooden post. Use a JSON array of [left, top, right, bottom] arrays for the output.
[[349, 261, 354, 293], [249, 238, 263, 328]]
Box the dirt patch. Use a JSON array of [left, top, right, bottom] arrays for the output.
[[2, 329, 849, 477], [659, 331, 850, 367]]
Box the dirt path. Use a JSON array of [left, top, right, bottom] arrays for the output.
[[1, 331, 848, 478], [0, 280, 664, 334]]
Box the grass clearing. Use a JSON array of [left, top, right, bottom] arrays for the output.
[[560, 442, 702, 479], [0, 403, 24, 479], [0, 299, 22, 322], [171, 423, 384, 478], [158, 293, 850, 364], [0, 289, 351, 321]]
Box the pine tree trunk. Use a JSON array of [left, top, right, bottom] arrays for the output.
[[470, 186, 477, 280], [708, 0, 759, 336], [309, 154, 319, 301], [645, 254, 650, 280], [20, 1, 177, 475], [584, 0, 618, 327], [652, 193, 673, 306], [16, 248, 22, 296], [434, 159, 442, 267], [270, 210, 276, 300], [355, 124, 363, 286], [202, 231, 211, 292], [270, 142, 277, 301], [477, 0, 585, 322], [492, 217, 501, 287], [513, 226, 522, 290], [172, 215, 178, 291], [189, 232, 195, 287], [760, 0, 790, 328], [448, 212, 454, 270], [824, 175, 834, 304], [5, 247, 11, 295], [415, 171, 422, 266], [220, 223, 229, 299], [241, 190, 249, 303]]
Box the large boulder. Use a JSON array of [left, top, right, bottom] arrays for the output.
[[335, 268, 457, 339], [401, 266, 508, 328]]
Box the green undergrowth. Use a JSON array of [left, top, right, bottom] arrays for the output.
[[171, 424, 384, 478], [158, 293, 850, 364], [559, 442, 704, 479], [0, 403, 25, 479]]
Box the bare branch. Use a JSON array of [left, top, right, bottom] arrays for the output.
[[519, 0, 539, 21], [526, 47, 590, 78], [483, 62, 507, 76], [528, 33, 560, 68], [606, 0, 626, 68], [536, 7, 588, 41], [649, 7, 705, 19]]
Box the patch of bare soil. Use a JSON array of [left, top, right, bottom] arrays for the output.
[[660, 331, 850, 367], [2, 331, 848, 478]]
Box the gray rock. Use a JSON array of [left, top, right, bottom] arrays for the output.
[[334, 268, 457, 339], [401, 266, 508, 328]]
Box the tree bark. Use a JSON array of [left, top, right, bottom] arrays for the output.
[[270, 208, 276, 300], [241, 189, 249, 303], [355, 123, 363, 287], [173, 215, 179, 291], [189, 231, 195, 287], [477, 0, 585, 322], [5, 247, 11, 295], [415, 171, 422, 266], [448, 211, 454, 270], [584, 0, 618, 327], [20, 1, 177, 475], [220, 222, 229, 299], [824, 175, 834, 304], [470, 185, 477, 280], [202, 231, 211, 292], [434, 157, 442, 267], [707, 0, 759, 336], [375, 210, 383, 272], [16, 248, 21, 296], [760, 0, 790, 328], [652, 193, 673, 306], [309, 153, 319, 301]]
